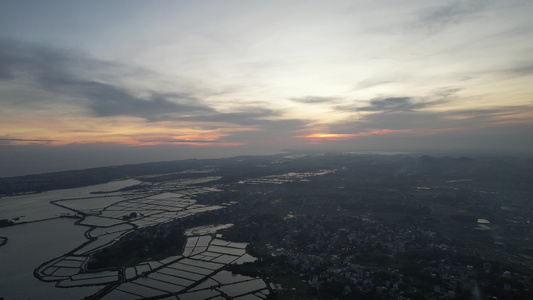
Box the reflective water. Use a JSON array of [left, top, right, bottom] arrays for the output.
[[0, 178, 267, 299], [0, 218, 99, 300], [0, 179, 140, 223]]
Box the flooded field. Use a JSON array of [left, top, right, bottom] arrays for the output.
[[101, 232, 268, 299], [0, 179, 141, 223], [0, 176, 269, 299], [238, 169, 336, 184]]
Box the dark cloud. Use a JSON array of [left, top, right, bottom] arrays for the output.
[[42, 76, 213, 120], [0, 37, 286, 125], [0, 37, 312, 151], [338, 89, 458, 114], [0, 38, 73, 81], [332, 105, 532, 134], [289, 96, 338, 104], [356, 97, 443, 112], [0, 37, 214, 120], [0, 138, 59, 142], [0, 137, 59, 146], [327, 87, 527, 136]]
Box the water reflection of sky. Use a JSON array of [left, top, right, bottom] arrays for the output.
[[1, 177, 269, 299], [0, 218, 99, 299]]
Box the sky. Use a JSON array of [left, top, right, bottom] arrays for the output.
[[1, 0, 533, 177]]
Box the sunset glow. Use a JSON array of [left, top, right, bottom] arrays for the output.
[[298, 128, 464, 144], [1, 0, 532, 176]]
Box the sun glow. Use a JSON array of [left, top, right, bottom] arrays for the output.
[[297, 128, 468, 144], [300, 133, 358, 140]]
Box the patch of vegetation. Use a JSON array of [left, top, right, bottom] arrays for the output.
[[0, 219, 15, 228], [87, 227, 186, 271]]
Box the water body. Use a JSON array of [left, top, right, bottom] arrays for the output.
[[0, 218, 100, 300], [0, 179, 141, 223], [0, 179, 264, 299], [184, 223, 234, 236]]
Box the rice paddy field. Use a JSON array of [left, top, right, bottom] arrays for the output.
[[0, 176, 270, 299]]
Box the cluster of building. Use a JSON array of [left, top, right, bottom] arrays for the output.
[[253, 214, 530, 298], [420, 260, 533, 299], [309, 267, 410, 299], [275, 215, 435, 255], [255, 214, 437, 298]]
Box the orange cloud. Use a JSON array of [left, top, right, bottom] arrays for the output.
[[127, 135, 244, 147], [0, 112, 251, 147]]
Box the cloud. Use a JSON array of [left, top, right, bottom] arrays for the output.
[[0, 138, 58, 141], [0, 37, 314, 149], [333, 104, 532, 135], [135, 138, 241, 146], [45, 78, 213, 120], [292, 103, 532, 155], [0, 37, 291, 126], [0, 38, 72, 81], [335, 89, 458, 113], [289, 96, 339, 104], [325, 88, 530, 137], [0, 37, 216, 121], [173, 108, 278, 126], [510, 64, 533, 77], [0, 138, 60, 144], [416, 0, 489, 33], [356, 78, 395, 90], [356, 97, 444, 112], [0, 137, 61, 146], [358, 97, 414, 112]]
